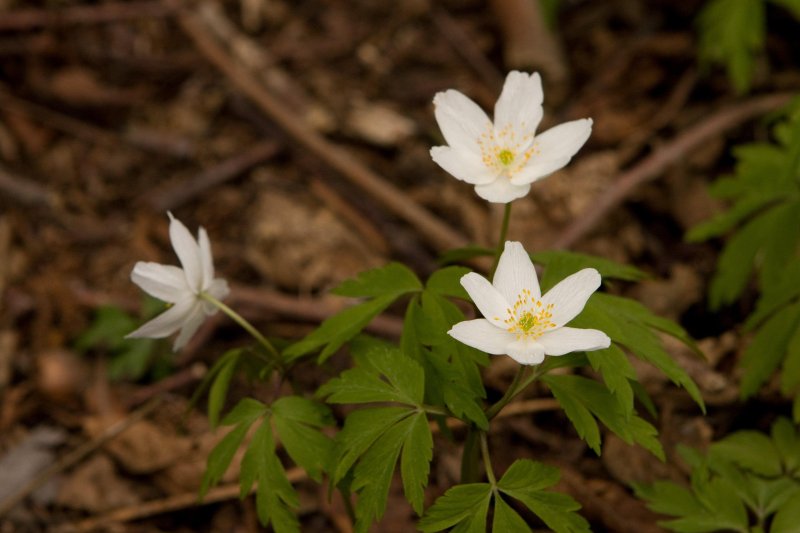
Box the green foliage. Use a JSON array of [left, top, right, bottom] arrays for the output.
[[284, 263, 422, 362], [635, 418, 800, 532], [201, 396, 333, 531], [418, 459, 589, 533], [75, 301, 162, 380], [688, 108, 800, 403]]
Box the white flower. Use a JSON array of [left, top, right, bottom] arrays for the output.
[[430, 71, 592, 203], [448, 241, 610, 365], [127, 213, 229, 351]]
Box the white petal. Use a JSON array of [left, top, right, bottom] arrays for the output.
[[510, 118, 592, 185], [430, 146, 497, 185], [433, 89, 492, 153], [506, 339, 546, 365], [493, 241, 540, 303], [198, 227, 214, 290], [460, 272, 509, 327], [448, 319, 515, 354], [474, 177, 530, 203], [537, 327, 611, 356], [172, 302, 207, 351], [125, 297, 197, 340], [541, 268, 601, 326], [201, 279, 230, 314], [131, 262, 190, 303], [494, 71, 543, 138], [168, 212, 203, 293]]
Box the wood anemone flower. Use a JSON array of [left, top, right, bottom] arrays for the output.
[[448, 241, 610, 365], [430, 71, 592, 203], [127, 212, 229, 351]]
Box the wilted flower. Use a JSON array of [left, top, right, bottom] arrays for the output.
[[430, 71, 592, 203], [448, 241, 610, 365], [127, 213, 229, 351]]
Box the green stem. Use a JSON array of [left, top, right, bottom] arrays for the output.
[[200, 292, 283, 368], [485, 365, 544, 420], [489, 202, 513, 278], [460, 428, 481, 484], [479, 432, 497, 487], [422, 404, 451, 417]]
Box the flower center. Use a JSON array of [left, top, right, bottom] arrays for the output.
[[477, 124, 537, 175], [501, 288, 556, 340]]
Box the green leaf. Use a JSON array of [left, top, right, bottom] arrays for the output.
[[284, 294, 397, 362], [697, 0, 765, 94], [425, 266, 471, 300], [771, 0, 800, 19], [333, 407, 412, 483], [710, 431, 782, 477], [498, 461, 589, 533], [318, 346, 424, 406], [418, 484, 492, 532], [493, 496, 532, 533], [746, 259, 800, 329], [332, 262, 421, 298], [241, 419, 300, 532], [772, 492, 800, 533], [543, 375, 665, 460], [400, 412, 433, 515], [532, 250, 646, 289], [587, 344, 636, 417], [272, 396, 333, 481], [207, 349, 241, 428], [200, 398, 267, 497], [771, 417, 800, 474], [740, 301, 800, 398]]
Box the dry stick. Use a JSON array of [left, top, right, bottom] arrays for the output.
[[0, 164, 59, 208], [71, 468, 305, 532], [150, 140, 281, 210], [552, 92, 794, 250], [177, 10, 468, 252], [0, 397, 163, 518], [0, 1, 175, 31]]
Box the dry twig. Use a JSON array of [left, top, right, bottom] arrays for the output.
[[0, 1, 175, 31]]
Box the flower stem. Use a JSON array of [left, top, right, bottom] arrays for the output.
[[479, 432, 497, 487], [460, 428, 481, 483], [200, 292, 283, 368], [490, 202, 513, 278], [485, 365, 541, 420]]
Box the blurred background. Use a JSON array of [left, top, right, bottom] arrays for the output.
[[0, 0, 798, 531]]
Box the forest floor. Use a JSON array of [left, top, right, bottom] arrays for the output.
[[1, 0, 798, 531]]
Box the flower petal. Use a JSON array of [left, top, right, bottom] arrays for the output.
[[506, 339, 546, 365], [474, 178, 531, 203], [433, 89, 492, 153], [492, 241, 541, 303], [538, 327, 611, 356], [460, 272, 509, 327], [541, 268, 601, 326], [125, 297, 197, 340], [131, 262, 190, 303], [168, 212, 203, 293], [172, 302, 207, 351], [510, 118, 592, 185], [448, 319, 515, 354], [198, 227, 214, 290], [430, 146, 497, 185], [494, 71, 543, 138]]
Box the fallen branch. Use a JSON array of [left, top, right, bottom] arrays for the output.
[[552, 92, 794, 249], [0, 1, 175, 31]]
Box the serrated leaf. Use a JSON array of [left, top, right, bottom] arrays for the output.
[[493, 495, 532, 533], [426, 266, 471, 299], [533, 250, 646, 289], [221, 398, 268, 426], [319, 346, 424, 406], [498, 463, 589, 533], [587, 344, 636, 417], [543, 375, 665, 460], [417, 484, 492, 532], [284, 294, 397, 362], [332, 262, 421, 298], [241, 419, 300, 532], [746, 259, 800, 329], [207, 349, 241, 428], [771, 418, 800, 474], [272, 396, 333, 481], [401, 412, 433, 515], [332, 407, 412, 483], [740, 301, 800, 398]]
